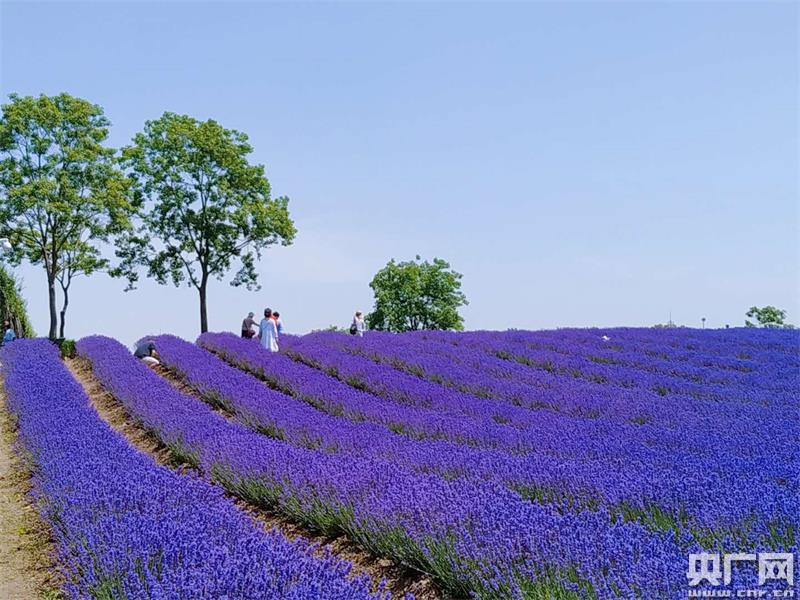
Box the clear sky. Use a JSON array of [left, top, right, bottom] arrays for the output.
[[1, 1, 797, 343]]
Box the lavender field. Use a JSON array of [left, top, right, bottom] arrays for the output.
[[2, 327, 797, 599]]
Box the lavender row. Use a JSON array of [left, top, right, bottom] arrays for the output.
[[461, 332, 786, 403], [524, 328, 800, 388], [435, 329, 800, 404], [206, 329, 793, 473], [198, 332, 539, 451], [276, 333, 733, 462], [1, 339, 377, 600], [553, 327, 800, 363], [301, 331, 795, 464], [276, 331, 652, 441], [518, 326, 798, 363], [78, 334, 690, 598], [198, 332, 799, 544], [284, 332, 799, 533], [484, 328, 800, 394], [156, 335, 705, 526], [282, 333, 573, 432], [288, 330, 702, 429], [202, 332, 688, 463]]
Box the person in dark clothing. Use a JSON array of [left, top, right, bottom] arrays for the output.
[[241, 312, 258, 338], [134, 339, 160, 367]]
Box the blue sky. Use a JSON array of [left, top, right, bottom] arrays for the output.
[[1, 1, 797, 342]]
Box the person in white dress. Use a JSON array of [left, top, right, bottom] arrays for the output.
[[351, 311, 366, 337], [259, 308, 279, 352]]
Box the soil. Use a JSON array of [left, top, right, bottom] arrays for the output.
[[66, 358, 448, 600]]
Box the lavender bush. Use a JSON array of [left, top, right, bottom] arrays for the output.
[[78, 334, 689, 599], [1, 338, 380, 600], [202, 331, 798, 549]]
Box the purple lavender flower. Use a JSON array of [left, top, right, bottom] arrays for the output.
[[1, 338, 380, 600]]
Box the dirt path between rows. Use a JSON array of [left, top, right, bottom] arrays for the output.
[[65, 358, 447, 600], [0, 388, 60, 600]]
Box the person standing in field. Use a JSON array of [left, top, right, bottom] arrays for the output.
[[260, 308, 279, 352], [272, 311, 284, 336], [350, 311, 366, 337], [241, 312, 257, 339]]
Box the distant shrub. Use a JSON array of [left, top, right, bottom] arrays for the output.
[[312, 325, 348, 334], [0, 266, 34, 337], [57, 339, 77, 359]]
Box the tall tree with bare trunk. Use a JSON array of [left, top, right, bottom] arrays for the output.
[[113, 112, 296, 333]]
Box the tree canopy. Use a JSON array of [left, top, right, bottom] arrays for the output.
[[745, 306, 793, 328], [366, 256, 468, 332], [0, 93, 133, 338], [114, 112, 296, 333]]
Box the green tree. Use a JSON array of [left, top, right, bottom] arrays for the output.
[[0, 93, 133, 338], [114, 112, 296, 333], [0, 265, 34, 338], [366, 256, 468, 332], [745, 306, 792, 328]]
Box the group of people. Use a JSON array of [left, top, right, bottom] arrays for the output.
[[242, 309, 284, 352], [131, 307, 365, 367], [240, 309, 366, 353]]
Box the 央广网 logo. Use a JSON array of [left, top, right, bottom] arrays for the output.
[[687, 553, 794, 598]]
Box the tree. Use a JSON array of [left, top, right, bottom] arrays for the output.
[[366, 256, 468, 332], [745, 306, 793, 328], [114, 113, 296, 333], [0, 265, 34, 337], [0, 93, 133, 338]]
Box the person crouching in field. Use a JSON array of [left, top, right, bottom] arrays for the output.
[[241, 312, 257, 338], [134, 339, 160, 367], [260, 308, 279, 352], [1, 321, 16, 346]]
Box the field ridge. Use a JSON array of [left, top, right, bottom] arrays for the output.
[[67, 357, 445, 600]]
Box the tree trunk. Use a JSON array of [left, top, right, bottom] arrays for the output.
[[59, 284, 69, 339], [11, 315, 23, 338], [199, 278, 208, 334], [0, 285, 6, 325], [47, 272, 58, 339]]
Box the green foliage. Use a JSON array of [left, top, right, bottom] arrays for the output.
[[312, 325, 348, 334], [58, 338, 77, 359], [0, 93, 134, 339], [366, 255, 468, 332], [745, 305, 793, 328], [0, 265, 34, 337], [113, 112, 296, 332]]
